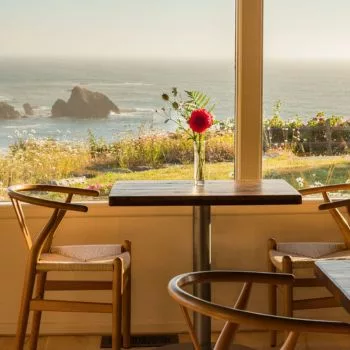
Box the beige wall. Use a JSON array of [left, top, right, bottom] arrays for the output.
[[0, 201, 349, 335]]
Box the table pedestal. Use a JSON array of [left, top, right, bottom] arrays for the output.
[[193, 205, 211, 350]]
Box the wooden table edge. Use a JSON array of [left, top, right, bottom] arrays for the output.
[[314, 261, 350, 314]]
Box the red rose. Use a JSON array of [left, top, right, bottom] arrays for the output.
[[188, 109, 213, 133]]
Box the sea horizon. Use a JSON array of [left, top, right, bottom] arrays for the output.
[[1, 57, 350, 150]]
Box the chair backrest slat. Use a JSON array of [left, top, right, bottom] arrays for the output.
[[214, 282, 252, 350], [41, 193, 73, 254], [322, 191, 350, 248], [10, 198, 32, 250], [280, 332, 300, 350], [8, 184, 99, 255], [180, 305, 200, 350], [300, 184, 350, 249]]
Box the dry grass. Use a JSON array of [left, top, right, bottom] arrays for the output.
[[0, 132, 349, 200]]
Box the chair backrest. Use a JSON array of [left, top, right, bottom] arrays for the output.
[[168, 270, 350, 350], [300, 183, 350, 248], [8, 184, 99, 258]]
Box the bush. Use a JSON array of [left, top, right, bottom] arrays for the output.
[[263, 112, 350, 156], [1, 138, 90, 187], [108, 131, 234, 169]]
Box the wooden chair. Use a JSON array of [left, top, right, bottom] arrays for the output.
[[267, 183, 350, 346], [8, 184, 131, 350], [168, 270, 350, 350]]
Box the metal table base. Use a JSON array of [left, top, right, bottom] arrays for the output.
[[193, 205, 211, 350]]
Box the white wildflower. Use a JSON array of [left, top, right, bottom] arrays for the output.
[[296, 177, 304, 188]]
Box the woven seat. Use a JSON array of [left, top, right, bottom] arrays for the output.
[[8, 184, 131, 350], [269, 242, 350, 270], [38, 245, 131, 272], [267, 183, 350, 347]]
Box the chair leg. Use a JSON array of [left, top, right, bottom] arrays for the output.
[[268, 264, 277, 346], [282, 256, 293, 345], [122, 239, 132, 349], [282, 256, 293, 318], [28, 272, 47, 350], [122, 271, 131, 348], [15, 261, 37, 350], [112, 258, 122, 350], [267, 238, 277, 347]]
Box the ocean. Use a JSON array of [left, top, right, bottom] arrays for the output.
[[1, 57, 350, 150]]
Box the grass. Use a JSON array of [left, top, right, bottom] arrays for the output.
[[0, 131, 349, 200], [84, 155, 349, 197], [263, 150, 350, 189], [1, 139, 90, 185], [88, 131, 234, 169]]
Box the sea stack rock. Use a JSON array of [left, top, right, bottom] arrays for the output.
[[51, 86, 120, 118], [51, 99, 67, 117], [0, 102, 21, 119], [23, 103, 34, 116]]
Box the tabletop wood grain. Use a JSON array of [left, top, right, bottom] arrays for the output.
[[108, 180, 302, 206], [315, 260, 350, 314]]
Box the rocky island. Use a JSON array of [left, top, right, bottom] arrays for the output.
[[51, 86, 120, 118], [0, 102, 21, 119], [23, 103, 34, 116]]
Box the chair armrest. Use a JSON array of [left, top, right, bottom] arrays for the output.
[[179, 270, 295, 288], [300, 183, 350, 196], [9, 184, 99, 197], [299, 183, 350, 196], [319, 199, 350, 211], [9, 190, 88, 212]]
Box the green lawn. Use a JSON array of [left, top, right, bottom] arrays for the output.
[[1, 135, 349, 200], [83, 154, 350, 197]]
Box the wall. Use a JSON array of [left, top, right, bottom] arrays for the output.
[[0, 200, 349, 335]]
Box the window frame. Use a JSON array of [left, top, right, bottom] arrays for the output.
[[235, 0, 263, 180]]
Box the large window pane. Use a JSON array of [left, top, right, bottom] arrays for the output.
[[263, 0, 350, 192], [0, 1, 235, 200]]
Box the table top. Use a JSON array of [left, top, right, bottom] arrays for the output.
[[315, 260, 350, 313], [108, 179, 302, 206]]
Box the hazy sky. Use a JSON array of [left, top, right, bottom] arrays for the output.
[[265, 0, 350, 60], [0, 0, 349, 60]]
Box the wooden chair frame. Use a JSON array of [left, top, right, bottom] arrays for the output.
[[268, 183, 350, 346], [168, 270, 350, 350], [8, 184, 131, 350]]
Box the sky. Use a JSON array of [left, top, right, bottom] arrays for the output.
[[0, 0, 349, 60]]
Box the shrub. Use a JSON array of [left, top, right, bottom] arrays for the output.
[[108, 131, 234, 169], [1, 137, 90, 187]]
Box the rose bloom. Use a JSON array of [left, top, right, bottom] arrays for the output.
[[188, 109, 214, 133]]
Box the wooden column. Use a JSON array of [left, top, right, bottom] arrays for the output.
[[235, 0, 264, 180]]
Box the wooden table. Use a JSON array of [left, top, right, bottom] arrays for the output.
[[109, 180, 302, 350], [315, 260, 350, 313]]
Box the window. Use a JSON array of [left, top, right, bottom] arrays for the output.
[[263, 0, 350, 191], [0, 0, 235, 200]]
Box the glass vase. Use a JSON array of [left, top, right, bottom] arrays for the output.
[[193, 139, 205, 186]]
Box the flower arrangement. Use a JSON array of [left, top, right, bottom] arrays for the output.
[[160, 88, 216, 184], [161, 88, 216, 139]]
